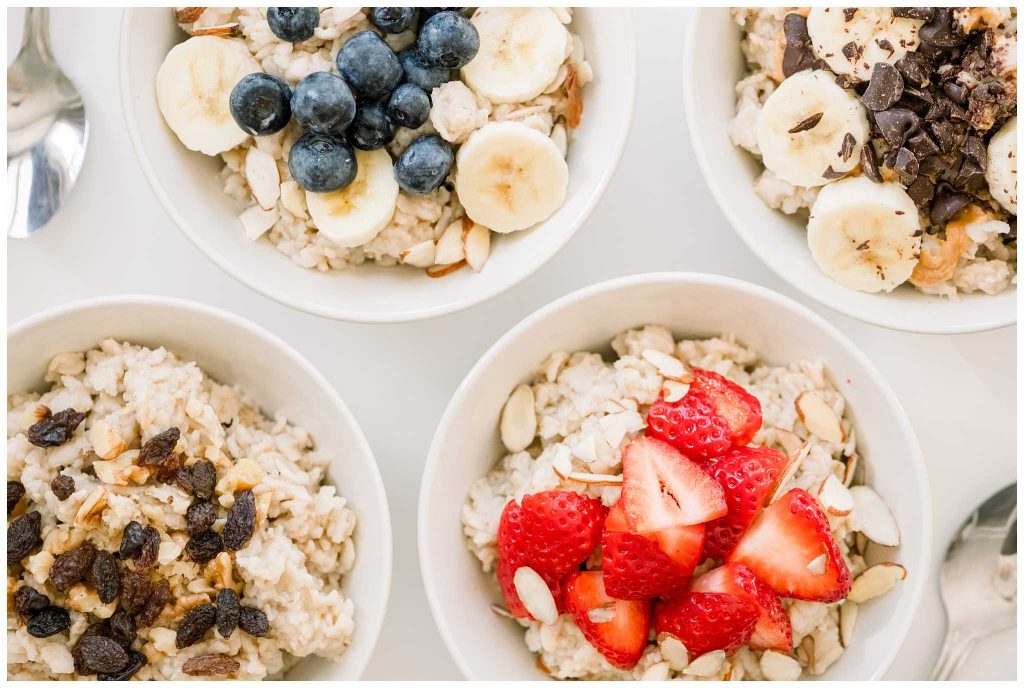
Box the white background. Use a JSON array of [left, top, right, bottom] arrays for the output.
[[7, 8, 1016, 680]]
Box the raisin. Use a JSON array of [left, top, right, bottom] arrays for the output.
[[50, 473, 76, 501], [132, 526, 160, 569], [7, 480, 25, 514], [14, 585, 50, 615], [185, 529, 223, 564], [137, 428, 180, 466], [182, 653, 241, 676], [48, 542, 97, 591], [119, 569, 152, 615], [98, 650, 147, 681], [154, 453, 182, 483], [171, 466, 195, 495], [215, 588, 239, 637], [8, 510, 42, 562], [73, 620, 112, 673], [27, 408, 87, 447], [27, 606, 71, 637], [223, 490, 256, 551], [186, 500, 217, 536], [108, 607, 136, 649], [238, 606, 269, 637], [75, 635, 129, 674], [176, 604, 216, 649], [191, 460, 217, 499], [89, 551, 121, 604], [137, 578, 172, 628], [118, 520, 145, 559]]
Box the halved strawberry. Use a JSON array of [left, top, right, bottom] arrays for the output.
[[621, 436, 726, 532], [728, 488, 852, 603], [646, 369, 763, 461], [496, 491, 606, 618], [654, 591, 758, 657], [564, 570, 652, 670], [701, 446, 790, 560], [690, 563, 793, 651]]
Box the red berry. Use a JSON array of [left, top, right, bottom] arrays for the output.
[[646, 369, 762, 461], [564, 571, 652, 670], [654, 591, 758, 657], [690, 563, 793, 651]]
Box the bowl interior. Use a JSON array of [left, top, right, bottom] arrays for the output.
[[421, 273, 929, 680], [684, 9, 1015, 334], [7, 298, 391, 680], [120, 8, 635, 322]]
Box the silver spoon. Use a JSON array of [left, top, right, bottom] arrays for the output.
[[932, 482, 1016, 680], [7, 7, 89, 238]]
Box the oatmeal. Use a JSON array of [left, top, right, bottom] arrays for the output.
[[156, 8, 592, 276], [462, 326, 904, 679], [7, 340, 356, 679], [730, 7, 1016, 298]]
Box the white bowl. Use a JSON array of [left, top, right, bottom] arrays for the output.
[[683, 9, 1016, 334], [420, 272, 931, 680], [7, 296, 391, 680], [119, 9, 636, 323]]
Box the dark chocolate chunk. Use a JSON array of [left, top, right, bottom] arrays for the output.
[[822, 165, 846, 180], [843, 8, 857, 22], [918, 155, 947, 179], [874, 108, 920, 147], [841, 41, 862, 62], [954, 158, 985, 187], [942, 81, 968, 105], [788, 112, 824, 134], [930, 118, 966, 155], [860, 143, 884, 183], [875, 38, 895, 57], [892, 7, 935, 21], [782, 13, 824, 77], [893, 147, 920, 185], [862, 63, 904, 111], [960, 135, 986, 166], [930, 186, 973, 224], [838, 132, 857, 162], [919, 9, 966, 48], [907, 176, 935, 207], [904, 131, 941, 159], [895, 51, 933, 86]]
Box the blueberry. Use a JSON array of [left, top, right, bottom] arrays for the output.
[[387, 84, 431, 130], [291, 72, 357, 134], [336, 31, 403, 101], [229, 73, 292, 136], [348, 104, 396, 150], [393, 135, 454, 195], [398, 49, 453, 93], [267, 8, 320, 43], [421, 8, 466, 19], [370, 7, 416, 34], [288, 133, 358, 193], [417, 11, 479, 69]]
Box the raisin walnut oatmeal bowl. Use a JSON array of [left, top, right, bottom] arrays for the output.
[[729, 7, 1016, 299]]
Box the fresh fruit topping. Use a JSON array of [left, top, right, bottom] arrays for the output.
[[646, 369, 762, 462], [369, 7, 417, 35], [654, 591, 758, 658], [621, 436, 726, 532], [690, 563, 793, 651], [701, 446, 789, 560], [288, 133, 357, 194], [564, 571, 652, 670], [305, 148, 398, 248], [417, 10, 480, 70], [728, 489, 852, 603], [229, 73, 292, 137], [398, 48, 454, 93], [336, 31, 404, 101], [348, 104, 397, 151], [266, 7, 321, 43], [394, 135, 455, 195], [290, 71, 357, 136], [805, 8, 925, 83], [387, 83, 432, 130], [985, 116, 1017, 214]]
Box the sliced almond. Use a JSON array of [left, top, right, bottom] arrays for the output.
[[462, 220, 490, 272], [798, 635, 815, 668], [795, 391, 846, 444], [817, 474, 854, 517], [806, 552, 828, 575], [586, 605, 616, 624], [657, 633, 689, 671], [425, 260, 466, 278], [847, 562, 906, 603], [843, 452, 859, 487], [839, 601, 858, 647], [88, 420, 126, 460], [773, 427, 804, 456], [435, 218, 466, 265], [662, 379, 691, 403], [683, 650, 726, 677], [640, 661, 671, 681], [848, 486, 900, 546], [759, 649, 802, 681], [570, 434, 599, 464], [855, 531, 868, 556], [489, 603, 515, 620], [598, 412, 629, 448], [245, 148, 281, 210], [400, 240, 435, 268], [513, 567, 557, 625], [565, 472, 623, 486], [551, 446, 573, 480], [189, 22, 239, 36], [769, 441, 810, 504], [642, 348, 687, 379], [500, 384, 537, 453], [279, 179, 307, 218], [239, 204, 278, 240], [176, 7, 205, 23]]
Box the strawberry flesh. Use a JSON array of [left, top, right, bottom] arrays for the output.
[[690, 563, 793, 651], [654, 591, 758, 657], [564, 570, 652, 670]]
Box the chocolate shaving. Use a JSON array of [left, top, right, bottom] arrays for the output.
[[841, 41, 863, 62], [860, 143, 883, 183], [843, 8, 857, 22], [822, 165, 846, 180], [892, 8, 935, 21], [875, 38, 895, 57], [788, 112, 824, 134], [838, 132, 856, 162]]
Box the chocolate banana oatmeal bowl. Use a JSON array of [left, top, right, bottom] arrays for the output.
[[7, 298, 391, 680]]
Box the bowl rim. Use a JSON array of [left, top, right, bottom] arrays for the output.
[[8, 294, 393, 680], [419, 271, 932, 680], [117, 8, 639, 324], [682, 8, 1015, 335]]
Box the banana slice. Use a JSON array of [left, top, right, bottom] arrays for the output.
[[455, 121, 568, 234], [756, 70, 870, 188], [806, 8, 925, 82], [156, 36, 260, 156], [807, 177, 922, 293], [306, 148, 398, 248], [461, 8, 569, 105], [985, 117, 1017, 214]]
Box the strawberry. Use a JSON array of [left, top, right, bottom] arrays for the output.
[[728, 488, 852, 603], [496, 490, 606, 617], [564, 570, 652, 670], [701, 446, 790, 560], [646, 369, 762, 461], [690, 563, 793, 651], [654, 591, 758, 657], [602, 502, 704, 599], [621, 436, 726, 532]]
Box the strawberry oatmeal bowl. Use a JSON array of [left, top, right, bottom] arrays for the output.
[[120, 8, 635, 322], [420, 273, 930, 680]]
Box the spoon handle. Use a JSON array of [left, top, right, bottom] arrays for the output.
[[22, 8, 53, 61], [930, 627, 975, 680]]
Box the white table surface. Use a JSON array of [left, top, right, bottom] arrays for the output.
[[7, 8, 1016, 681]]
